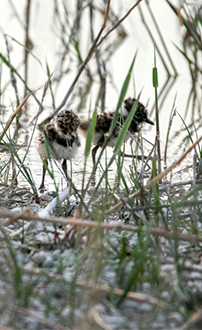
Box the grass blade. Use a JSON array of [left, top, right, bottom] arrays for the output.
[[84, 108, 97, 158], [109, 52, 137, 135], [113, 95, 140, 154]]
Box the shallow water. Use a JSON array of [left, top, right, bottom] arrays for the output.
[[0, 0, 201, 190]]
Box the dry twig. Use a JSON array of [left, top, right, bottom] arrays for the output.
[[178, 308, 202, 330], [1, 207, 202, 243], [90, 308, 113, 330], [25, 267, 166, 308], [0, 92, 34, 140]]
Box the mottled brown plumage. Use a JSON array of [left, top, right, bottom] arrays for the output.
[[38, 110, 80, 190], [79, 97, 154, 166], [57, 110, 80, 135]]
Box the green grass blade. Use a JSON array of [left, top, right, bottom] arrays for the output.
[[177, 110, 194, 145], [0, 53, 27, 85], [72, 38, 83, 65], [174, 44, 202, 73], [113, 95, 140, 154], [84, 108, 97, 158], [153, 67, 158, 88], [109, 52, 137, 135]]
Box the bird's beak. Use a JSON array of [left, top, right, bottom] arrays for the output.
[[145, 118, 154, 125]]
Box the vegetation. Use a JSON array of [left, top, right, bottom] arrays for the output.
[[0, 0, 202, 329]]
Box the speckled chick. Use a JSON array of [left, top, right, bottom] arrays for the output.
[[79, 97, 154, 166], [38, 110, 81, 190]]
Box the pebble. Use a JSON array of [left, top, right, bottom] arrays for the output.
[[142, 282, 151, 291], [35, 221, 44, 232], [63, 269, 75, 281], [74, 309, 85, 324], [45, 224, 56, 232], [8, 222, 21, 230], [42, 254, 54, 267], [129, 322, 138, 329], [29, 203, 40, 213], [31, 251, 49, 266], [52, 249, 61, 259], [152, 321, 167, 329], [62, 248, 75, 260], [104, 270, 116, 284], [156, 313, 166, 322], [102, 315, 126, 330], [160, 264, 175, 273], [24, 261, 34, 270], [169, 312, 184, 324], [94, 303, 106, 314], [189, 271, 202, 280], [161, 291, 170, 299], [135, 303, 153, 312], [35, 231, 55, 244], [61, 306, 71, 318]]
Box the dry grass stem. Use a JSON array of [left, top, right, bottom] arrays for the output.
[[178, 308, 202, 330], [1, 208, 202, 243], [0, 92, 34, 140], [90, 308, 114, 330], [25, 267, 166, 308], [97, 0, 143, 48]]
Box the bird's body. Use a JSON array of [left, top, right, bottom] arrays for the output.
[[79, 97, 154, 166], [38, 110, 80, 190]]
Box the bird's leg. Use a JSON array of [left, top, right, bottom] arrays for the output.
[[91, 145, 100, 186], [39, 159, 48, 191], [92, 145, 100, 168], [62, 159, 68, 179]]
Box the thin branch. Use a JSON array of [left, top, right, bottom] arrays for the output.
[[178, 308, 202, 330], [96, 0, 143, 48], [0, 91, 36, 140], [38, 0, 111, 127], [1, 207, 202, 243]]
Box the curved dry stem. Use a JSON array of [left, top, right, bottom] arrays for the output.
[[0, 91, 35, 140]]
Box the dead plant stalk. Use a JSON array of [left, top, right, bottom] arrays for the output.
[[0, 92, 32, 140], [1, 208, 202, 243]]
